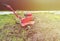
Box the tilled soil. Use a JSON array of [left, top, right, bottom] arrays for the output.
[[0, 13, 60, 41]]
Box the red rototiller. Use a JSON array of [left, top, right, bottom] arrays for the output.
[[1, 3, 35, 29]]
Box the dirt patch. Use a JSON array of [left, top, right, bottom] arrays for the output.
[[0, 13, 60, 41]]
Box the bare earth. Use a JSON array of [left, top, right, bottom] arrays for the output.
[[0, 12, 60, 41]]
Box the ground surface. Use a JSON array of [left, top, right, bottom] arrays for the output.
[[0, 12, 60, 41]]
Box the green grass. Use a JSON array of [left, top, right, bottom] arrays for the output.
[[0, 14, 15, 29], [0, 14, 23, 41]]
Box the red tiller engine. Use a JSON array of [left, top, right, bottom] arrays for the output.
[[21, 13, 35, 27]]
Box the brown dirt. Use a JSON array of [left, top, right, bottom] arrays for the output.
[[1, 14, 60, 41]]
